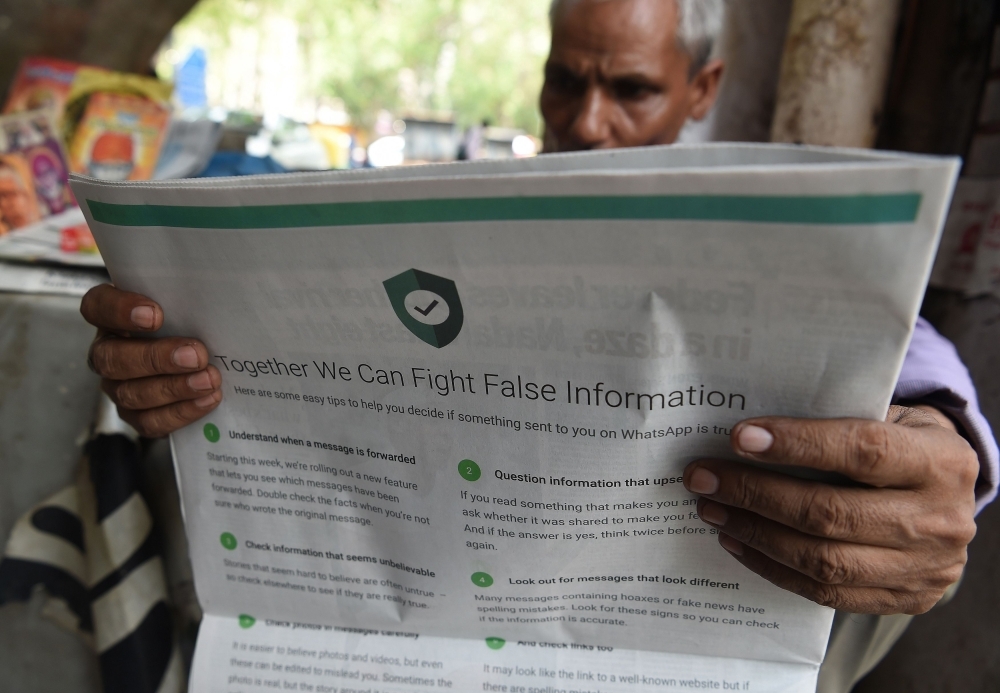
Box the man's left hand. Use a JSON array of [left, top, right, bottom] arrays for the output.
[[684, 406, 979, 615]]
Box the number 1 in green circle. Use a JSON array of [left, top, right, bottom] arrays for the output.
[[204, 423, 220, 443]]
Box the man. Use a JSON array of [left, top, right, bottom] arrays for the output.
[[80, 0, 997, 690]]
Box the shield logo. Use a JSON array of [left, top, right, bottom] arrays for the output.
[[383, 269, 464, 348]]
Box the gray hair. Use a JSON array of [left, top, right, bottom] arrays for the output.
[[549, 0, 726, 76]]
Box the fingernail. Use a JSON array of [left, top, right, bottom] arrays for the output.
[[188, 371, 213, 391], [194, 391, 220, 408], [687, 467, 720, 495], [719, 534, 743, 556], [130, 306, 155, 329], [699, 502, 728, 526], [737, 424, 774, 454], [172, 346, 199, 369]]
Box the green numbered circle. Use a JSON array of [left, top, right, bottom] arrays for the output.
[[203, 423, 220, 443], [471, 572, 494, 588], [458, 459, 481, 482], [485, 637, 506, 650], [220, 532, 237, 550], [238, 614, 256, 629]]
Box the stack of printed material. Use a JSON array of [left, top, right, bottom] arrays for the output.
[[71, 144, 957, 693], [0, 106, 103, 295]]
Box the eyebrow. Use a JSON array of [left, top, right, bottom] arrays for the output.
[[606, 72, 660, 85], [547, 59, 662, 83]]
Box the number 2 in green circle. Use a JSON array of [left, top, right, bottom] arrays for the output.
[[459, 459, 481, 481]]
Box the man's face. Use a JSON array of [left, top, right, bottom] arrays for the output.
[[540, 0, 722, 151], [0, 174, 35, 229]]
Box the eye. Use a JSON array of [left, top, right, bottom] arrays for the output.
[[613, 79, 656, 101], [545, 64, 586, 96]]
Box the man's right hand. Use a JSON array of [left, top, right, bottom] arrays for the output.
[[81, 284, 222, 437]]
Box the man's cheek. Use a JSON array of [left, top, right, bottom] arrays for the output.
[[539, 99, 569, 139], [619, 101, 666, 146]]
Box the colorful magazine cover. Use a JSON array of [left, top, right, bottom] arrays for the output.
[[0, 152, 41, 234], [0, 108, 75, 234], [67, 91, 170, 181], [1, 57, 82, 121]]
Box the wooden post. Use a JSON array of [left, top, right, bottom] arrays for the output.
[[770, 0, 905, 147], [877, 0, 997, 157]]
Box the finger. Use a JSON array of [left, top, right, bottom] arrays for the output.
[[716, 538, 942, 615], [101, 366, 222, 411], [728, 416, 934, 487], [685, 459, 920, 546], [89, 334, 209, 380], [81, 284, 163, 333], [117, 390, 222, 438], [699, 499, 918, 588]]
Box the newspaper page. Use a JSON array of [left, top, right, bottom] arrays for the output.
[[71, 144, 958, 692], [0, 207, 105, 267], [0, 260, 106, 296]]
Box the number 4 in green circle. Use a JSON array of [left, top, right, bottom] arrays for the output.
[[471, 572, 494, 587]]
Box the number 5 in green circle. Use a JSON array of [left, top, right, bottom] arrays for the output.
[[458, 459, 481, 482]]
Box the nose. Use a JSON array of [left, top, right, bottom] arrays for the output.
[[567, 85, 614, 149]]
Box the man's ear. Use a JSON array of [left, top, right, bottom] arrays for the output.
[[688, 58, 724, 121]]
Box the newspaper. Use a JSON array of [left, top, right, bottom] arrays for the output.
[[153, 119, 223, 180], [0, 207, 105, 267], [0, 260, 106, 296], [70, 144, 958, 692]]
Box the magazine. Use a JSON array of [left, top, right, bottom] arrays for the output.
[[1, 56, 82, 120], [67, 92, 170, 181], [0, 108, 75, 233]]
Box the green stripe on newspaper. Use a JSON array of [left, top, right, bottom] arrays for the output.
[[86, 193, 922, 229]]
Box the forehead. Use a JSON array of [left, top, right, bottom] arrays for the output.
[[550, 0, 683, 68], [0, 172, 23, 188]]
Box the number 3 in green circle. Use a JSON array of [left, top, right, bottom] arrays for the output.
[[458, 459, 481, 482]]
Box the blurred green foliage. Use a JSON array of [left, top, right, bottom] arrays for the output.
[[171, 0, 551, 133]]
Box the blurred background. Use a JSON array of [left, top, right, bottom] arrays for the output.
[[0, 1, 998, 691], [0, 0, 996, 171], [0, 0, 554, 177]]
